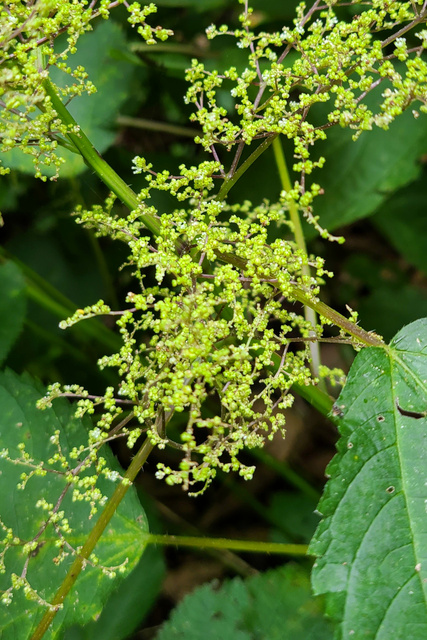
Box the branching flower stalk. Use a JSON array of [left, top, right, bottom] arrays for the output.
[[272, 135, 323, 382], [0, 0, 172, 180], [29, 436, 155, 640], [2, 0, 427, 633]]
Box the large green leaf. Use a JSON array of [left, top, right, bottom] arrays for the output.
[[310, 318, 427, 639], [63, 545, 165, 640], [155, 564, 334, 640], [4, 20, 134, 178], [334, 254, 427, 342], [312, 109, 427, 232], [0, 261, 26, 367], [373, 175, 427, 276], [0, 370, 148, 639]]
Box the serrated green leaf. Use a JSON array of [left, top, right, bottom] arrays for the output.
[[0, 261, 26, 366], [0, 370, 148, 639], [155, 564, 334, 640], [4, 20, 134, 178], [310, 318, 427, 639]]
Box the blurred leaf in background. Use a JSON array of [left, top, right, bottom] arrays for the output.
[[155, 564, 334, 640], [374, 175, 427, 277], [0, 261, 26, 367]]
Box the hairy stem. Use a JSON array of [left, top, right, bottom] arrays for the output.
[[292, 289, 384, 347], [215, 251, 384, 347]]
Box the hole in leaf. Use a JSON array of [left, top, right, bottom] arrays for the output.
[[396, 401, 426, 419]]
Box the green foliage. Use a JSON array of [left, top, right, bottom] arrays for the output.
[[310, 318, 427, 639], [1, 0, 427, 638], [0, 370, 148, 638], [5, 20, 138, 178], [155, 564, 334, 640], [374, 175, 427, 276], [0, 261, 26, 366], [63, 545, 166, 640], [311, 106, 427, 232], [0, 0, 172, 179]]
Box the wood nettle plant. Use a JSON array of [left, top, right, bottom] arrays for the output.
[[1, 0, 427, 638]]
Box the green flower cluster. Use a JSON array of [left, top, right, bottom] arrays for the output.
[[187, 0, 427, 221], [68, 162, 326, 492], [4, 0, 427, 494], [0, 1, 171, 179]]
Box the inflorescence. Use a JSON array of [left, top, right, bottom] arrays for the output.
[[2, 0, 427, 610]]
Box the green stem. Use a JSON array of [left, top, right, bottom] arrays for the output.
[[142, 533, 308, 556], [217, 134, 277, 201], [272, 136, 323, 382], [291, 289, 384, 347], [215, 251, 384, 347], [42, 78, 161, 237], [291, 378, 334, 415], [30, 437, 155, 640], [117, 114, 200, 139], [272, 138, 307, 256]]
